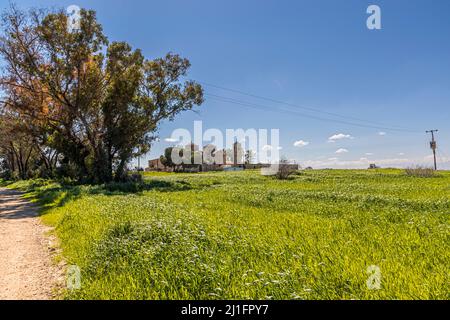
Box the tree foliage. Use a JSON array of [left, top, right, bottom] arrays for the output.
[[160, 147, 176, 168], [0, 5, 203, 182]]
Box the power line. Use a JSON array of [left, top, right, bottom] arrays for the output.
[[438, 147, 450, 161], [205, 93, 420, 133], [435, 142, 449, 167], [196, 80, 420, 132]]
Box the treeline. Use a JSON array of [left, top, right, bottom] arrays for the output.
[[0, 5, 203, 183]]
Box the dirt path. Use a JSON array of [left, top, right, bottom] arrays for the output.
[[0, 188, 62, 300]]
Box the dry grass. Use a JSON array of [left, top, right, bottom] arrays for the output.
[[405, 166, 436, 178]]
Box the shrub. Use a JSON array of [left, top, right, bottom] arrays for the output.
[[405, 166, 436, 178], [129, 173, 144, 183], [104, 181, 144, 193], [275, 163, 298, 180]]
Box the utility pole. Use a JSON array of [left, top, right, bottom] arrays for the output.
[[426, 130, 438, 170]]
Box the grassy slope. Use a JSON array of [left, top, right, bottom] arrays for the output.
[[7, 169, 450, 300]]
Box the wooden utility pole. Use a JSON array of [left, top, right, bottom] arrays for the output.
[[426, 130, 438, 170]]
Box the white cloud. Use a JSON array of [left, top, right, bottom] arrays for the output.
[[398, 153, 405, 156], [365, 153, 374, 156], [164, 138, 179, 143], [296, 155, 450, 170], [424, 155, 450, 164], [378, 132, 387, 136], [328, 133, 353, 142], [300, 157, 413, 169], [293, 140, 310, 148], [336, 148, 349, 154]]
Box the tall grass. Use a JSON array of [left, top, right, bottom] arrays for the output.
[[405, 166, 437, 178], [8, 169, 450, 300]]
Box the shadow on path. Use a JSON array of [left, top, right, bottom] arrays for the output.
[[0, 188, 39, 220]]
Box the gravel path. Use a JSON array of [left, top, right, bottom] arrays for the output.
[[0, 188, 62, 300]]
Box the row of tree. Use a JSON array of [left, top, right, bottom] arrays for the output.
[[0, 5, 203, 183]]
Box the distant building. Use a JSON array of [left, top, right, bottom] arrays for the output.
[[148, 141, 272, 173], [187, 142, 199, 153], [232, 141, 244, 165], [369, 164, 379, 169], [202, 144, 217, 164], [148, 158, 165, 171]]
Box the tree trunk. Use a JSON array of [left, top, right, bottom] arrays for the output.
[[115, 157, 128, 182]]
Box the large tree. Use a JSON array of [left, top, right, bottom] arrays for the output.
[[0, 5, 203, 182], [0, 111, 35, 179]]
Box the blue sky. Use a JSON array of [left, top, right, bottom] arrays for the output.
[[3, 0, 450, 169]]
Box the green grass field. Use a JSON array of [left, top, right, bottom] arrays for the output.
[[6, 169, 450, 299]]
